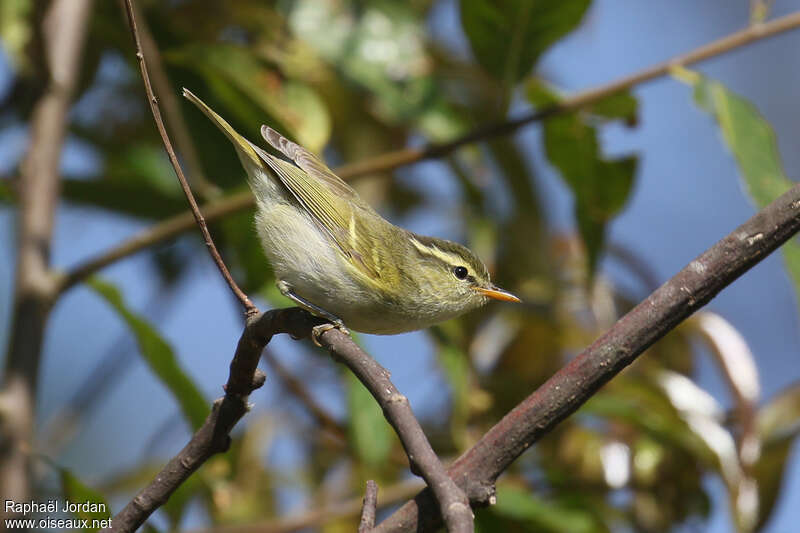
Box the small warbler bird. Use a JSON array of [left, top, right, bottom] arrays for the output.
[[184, 88, 520, 334]]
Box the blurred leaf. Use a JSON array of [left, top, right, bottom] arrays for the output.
[[681, 70, 800, 303], [753, 383, 800, 529], [104, 143, 181, 196], [345, 370, 394, 470], [487, 137, 538, 209], [527, 80, 637, 273], [289, 0, 467, 138], [0, 179, 14, 202], [60, 178, 186, 219], [56, 140, 187, 219], [0, 0, 33, 73], [150, 240, 194, 287], [583, 376, 719, 467], [689, 311, 760, 408], [431, 326, 471, 446], [88, 277, 207, 430], [460, 0, 591, 85], [60, 469, 112, 531], [690, 73, 792, 208], [750, 1, 770, 23], [168, 43, 331, 153], [481, 484, 599, 533], [587, 91, 638, 125]]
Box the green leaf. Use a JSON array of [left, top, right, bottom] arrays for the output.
[[345, 370, 393, 470], [691, 76, 792, 208], [0, 179, 14, 203], [60, 469, 112, 532], [87, 277, 207, 430], [527, 80, 637, 273], [753, 383, 800, 529], [431, 327, 471, 446], [168, 43, 331, 153], [289, 1, 467, 138], [0, 0, 33, 73], [587, 91, 638, 124], [486, 484, 598, 532], [60, 179, 186, 219], [682, 71, 800, 304], [582, 375, 719, 468], [460, 0, 591, 84]]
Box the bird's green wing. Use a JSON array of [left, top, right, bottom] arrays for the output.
[[261, 126, 362, 203], [249, 139, 383, 281], [183, 89, 383, 281]]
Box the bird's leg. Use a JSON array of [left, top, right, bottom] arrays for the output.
[[276, 281, 350, 345]]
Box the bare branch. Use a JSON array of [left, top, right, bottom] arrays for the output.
[[120, 0, 256, 315], [106, 308, 472, 533], [314, 328, 474, 532], [374, 184, 800, 532], [359, 480, 379, 532], [106, 308, 314, 533], [54, 10, 800, 294], [0, 0, 93, 513]]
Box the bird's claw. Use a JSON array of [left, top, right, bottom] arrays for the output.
[[312, 321, 350, 347]]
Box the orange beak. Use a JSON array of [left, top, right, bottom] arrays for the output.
[[476, 285, 522, 303]]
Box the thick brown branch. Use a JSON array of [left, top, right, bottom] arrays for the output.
[[314, 328, 473, 532], [106, 308, 471, 533], [120, 0, 256, 315], [374, 184, 800, 532], [0, 0, 93, 515], [107, 308, 314, 533], [54, 10, 800, 294]]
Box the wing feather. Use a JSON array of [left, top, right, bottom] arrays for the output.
[[248, 140, 383, 281], [261, 126, 362, 201]]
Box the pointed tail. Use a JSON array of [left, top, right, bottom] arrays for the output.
[[182, 88, 261, 166]]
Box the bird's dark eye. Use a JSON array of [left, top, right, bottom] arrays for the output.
[[453, 266, 468, 280]]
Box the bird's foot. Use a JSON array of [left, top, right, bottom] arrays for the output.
[[312, 320, 350, 347]]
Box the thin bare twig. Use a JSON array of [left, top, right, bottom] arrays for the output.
[[359, 480, 379, 532], [314, 328, 474, 532], [120, 0, 256, 315], [0, 0, 93, 515], [375, 183, 800, 532], [106, 308, 314, 533], [53, 10, 800, 295]]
